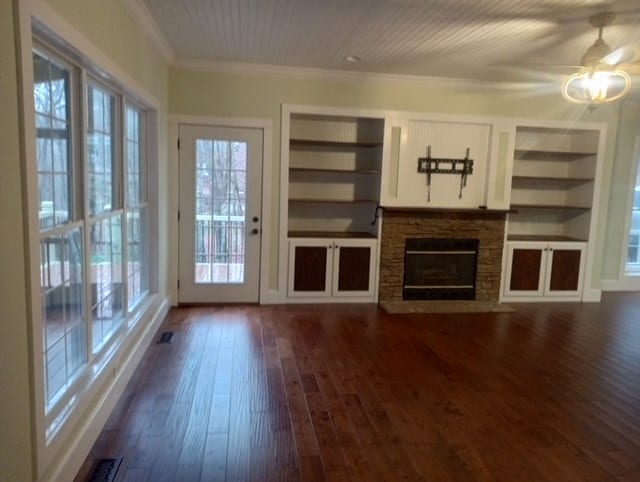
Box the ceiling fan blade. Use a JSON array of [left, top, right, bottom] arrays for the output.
[[602, 46, 636, 65], [488, 62, 581, 70], [619, 62, 640, 75]]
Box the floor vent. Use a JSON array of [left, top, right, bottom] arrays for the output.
[[158, 331, 174, 344], [86, 457, 122, 482]]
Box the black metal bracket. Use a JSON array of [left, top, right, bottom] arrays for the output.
[[418, 146, 474, 201], [371, 205, 382, 226]]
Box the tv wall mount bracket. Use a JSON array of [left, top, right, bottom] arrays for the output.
[[417, 145, 474, 201]]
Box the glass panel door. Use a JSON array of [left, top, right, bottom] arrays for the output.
[[178, 125, 263, 303]]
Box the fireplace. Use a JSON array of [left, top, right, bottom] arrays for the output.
[[403, 238, 479, 300], [378, 209, 506, 303]]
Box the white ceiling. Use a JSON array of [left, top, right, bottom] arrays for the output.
[[140, 0, 640, 83]]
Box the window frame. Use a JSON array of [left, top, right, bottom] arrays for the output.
[[621, 136, 640, 278], [32, 43, 89, 417], [124, 102, 150, 312], [29, 35, 158, 455], [84, 76, 127, 355]]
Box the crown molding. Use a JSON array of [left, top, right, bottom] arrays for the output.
[[173, 58, 540, 92], [121, 0, 175, 62]]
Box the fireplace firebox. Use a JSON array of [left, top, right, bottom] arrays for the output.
[[403, 238, 479, 300]]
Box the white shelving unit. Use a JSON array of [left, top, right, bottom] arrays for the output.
[[508, 126, 599, 242], [282, 109, 386, 302], [287, 113, 384, 237], [504, 124, 603, 301]]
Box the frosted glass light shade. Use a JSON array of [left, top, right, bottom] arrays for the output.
[[562, 68, 631, 105]]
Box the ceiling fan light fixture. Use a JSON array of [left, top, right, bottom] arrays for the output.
[[562, 67, 631, 104], [562, 12, 632, 106]]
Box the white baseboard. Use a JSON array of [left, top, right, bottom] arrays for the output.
[[600, 279, 619, 291], [260, 289, 284, 304], [601, 277, 640, 291], [46, 296, 170, 482], [582, 289, 602, 302]]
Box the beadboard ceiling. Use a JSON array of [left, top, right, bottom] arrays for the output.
[[138, 0, 640, 83]]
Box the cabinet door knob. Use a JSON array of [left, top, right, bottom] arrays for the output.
[[251, 228, 259, 235]]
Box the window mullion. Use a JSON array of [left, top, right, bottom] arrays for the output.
[[80, 68, 93, 365], [120, 98, 129, 315]]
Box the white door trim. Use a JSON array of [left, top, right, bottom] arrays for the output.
[[169, 115, 274, 305]]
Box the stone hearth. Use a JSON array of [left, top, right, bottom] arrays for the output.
[[379, 209, 506, 303]]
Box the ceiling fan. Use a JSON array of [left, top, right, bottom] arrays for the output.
[[561, 11, 635, 105]]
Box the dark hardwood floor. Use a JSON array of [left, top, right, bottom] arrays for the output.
[[76, 293, 640, 481]]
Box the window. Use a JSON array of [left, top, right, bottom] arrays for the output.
[[32, 44, 152, 421], [125, 105, 149, 310], [34, 50, 86, 409], [626, 164, 640, 273]]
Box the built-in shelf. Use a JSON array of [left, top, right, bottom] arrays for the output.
[[381, 206, 514, 214], [514, 149, 597, 161], [504, 124, 601, 302], [510, 204, 591, 211], [507, 234, 587, 242], [290, 139, 382, 148], [289, 167, 380, 174], [511, 175, 594, 183], [288, 230, 377, 239], [287, 113, 383, 239], [289, 198, 378, 204]]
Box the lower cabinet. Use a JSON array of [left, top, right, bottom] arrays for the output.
[[287, 238, 377, 300], [503, 241, 586, 300]]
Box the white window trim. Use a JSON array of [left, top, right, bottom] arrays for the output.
[[16, 2, 165, 478], [618, 135, 640, 288]]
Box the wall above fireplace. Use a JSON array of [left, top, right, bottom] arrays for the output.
[[379, 208, 506, 303]]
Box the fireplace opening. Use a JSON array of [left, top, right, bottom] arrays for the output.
[[403, 238, 479, 300]]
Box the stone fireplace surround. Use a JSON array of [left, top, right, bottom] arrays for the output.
[[378, 208, 506, 303]]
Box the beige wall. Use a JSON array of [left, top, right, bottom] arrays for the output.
[[0, 0, 35, 480], [169, 67, 623, 290], [44, 0, 168, 103], [0, 0, 169, 479]]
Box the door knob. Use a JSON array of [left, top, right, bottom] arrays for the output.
[[252, 216, 259, 223], [251, 228, 259, 235]]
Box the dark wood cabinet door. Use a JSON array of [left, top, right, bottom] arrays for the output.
[[293, 246, 328, 292], [549, 249, 582, 292], [336, 246, 371, 292], [509, 248, 543, 291]]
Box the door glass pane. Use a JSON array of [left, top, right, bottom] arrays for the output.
[[194, 139, 247, 284]]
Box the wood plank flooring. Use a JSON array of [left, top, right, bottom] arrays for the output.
[[76, 293, 640, 481]]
